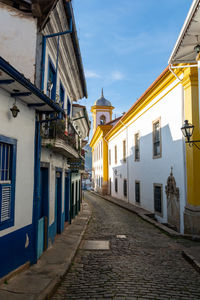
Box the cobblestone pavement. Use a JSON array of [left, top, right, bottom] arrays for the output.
[[52, 192, 200, 300]]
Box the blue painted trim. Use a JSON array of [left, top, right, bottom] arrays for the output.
[[0, 79, 15, 85], [45, 19, 72, 39], [40, 8, 73, 98], [32, 120, 41, 264], [47, 56, 57, 101], [41, 36, 46, 92], [55, 36, 60, 97], [0, 224, 34, 278], [0, 135, 17, 231], [56, 167, 63, 172], [28, 103, 46, 107], [0, 56, 64, 115], [11, 92, 32, 97]]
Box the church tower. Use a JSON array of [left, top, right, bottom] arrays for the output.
[[91, 89, 114, 133]]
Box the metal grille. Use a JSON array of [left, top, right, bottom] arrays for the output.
[[1, 186, 11, 222], [0, 142, 11, 182]]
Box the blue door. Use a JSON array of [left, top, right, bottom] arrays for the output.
[[37, 167, 49, 259], [56, 171, 62, 234], [65, 173, 70, 222]]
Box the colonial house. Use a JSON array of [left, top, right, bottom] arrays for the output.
[[0, 0, 89, 278], [90, 0, 200, 236]]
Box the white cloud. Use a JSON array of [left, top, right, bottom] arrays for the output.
[[111, 71, 124, 81], [85, 70, 101, 79]]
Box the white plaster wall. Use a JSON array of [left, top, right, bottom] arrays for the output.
[[0, 3, 37, 83], [108, 81, 186, 233], [41, 148, 68, 226], [96, 111, 110, 128], [109, 130, 127, 201], [0, 89, 35, 237], [93, 140, 103, 190]]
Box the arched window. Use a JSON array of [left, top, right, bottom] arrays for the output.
[[100, 115, 106, 125]]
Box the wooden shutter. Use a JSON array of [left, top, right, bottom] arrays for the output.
[[0, 184, 11, 222]]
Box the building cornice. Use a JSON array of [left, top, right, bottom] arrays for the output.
[[105, 66, 184, 140]]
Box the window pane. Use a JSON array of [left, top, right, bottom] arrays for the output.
[[154, 186, 162, 213], [135, 182, 140, 203]]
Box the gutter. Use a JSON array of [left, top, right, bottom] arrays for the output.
[[169, 0, 200, 64]]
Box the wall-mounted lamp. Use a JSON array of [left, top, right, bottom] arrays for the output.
[[181, 120, 200, 150], [10, 99, 20, 118], [194, 44, 200, 54]]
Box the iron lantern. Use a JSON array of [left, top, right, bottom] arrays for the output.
[[10, 103, 20, 118], [181, 120, 194, 142]]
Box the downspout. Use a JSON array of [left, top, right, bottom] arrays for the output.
[[32, 116, 41, 263], [41, 11, 73, 92], [119, 119, 129, 203]]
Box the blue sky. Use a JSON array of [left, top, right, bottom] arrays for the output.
[[73, 0, 192, 122]]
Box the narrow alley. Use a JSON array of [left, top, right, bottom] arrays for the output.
[[51, 192, 200, 300]]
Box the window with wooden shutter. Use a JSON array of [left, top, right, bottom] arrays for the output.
[[135, 181, 140, 203], [0, 136, 16, 230]]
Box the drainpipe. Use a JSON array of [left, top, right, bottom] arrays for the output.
[[41, 9, 73, 92], [32, 116, 41, 263], [119, 119, 129, 203]]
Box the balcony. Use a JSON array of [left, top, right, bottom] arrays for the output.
[[41, 119, 80, 159]]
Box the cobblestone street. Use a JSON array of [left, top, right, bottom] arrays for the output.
[[52, 192, 200, 300]]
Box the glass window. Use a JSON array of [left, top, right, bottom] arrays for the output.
[[123, 140, 126, 162], [115, 177, 118, 193], [123, 179, 127, 197], [109, 149, 111, 165], [0, 137, 17, 230], [47, 59, 56, 100], [67, 97, 71, 116], [59, 82, 65, 109], [135, 133, 140, 161], [115, 145, 117, 164], [135, 181, 140, 203], [154, 184, 162, 214], [153, 119, 161, 158]]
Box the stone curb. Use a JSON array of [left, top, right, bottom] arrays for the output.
[[0, 200, 92, 300], [182, 250, 200, 274], [91, 191, 200, 241], [37, 202, 92, 300]]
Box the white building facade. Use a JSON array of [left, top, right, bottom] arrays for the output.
[[107, 70, 186, 233]]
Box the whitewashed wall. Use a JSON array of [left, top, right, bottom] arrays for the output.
[[93, 140, 103, 191], [108, 80, 186, 233], [0, 89, 35, 237], [41, 148, 68, 226], [0, 3, 37, 83]]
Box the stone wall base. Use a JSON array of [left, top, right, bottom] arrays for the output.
[[184, 204, 200, 235]]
